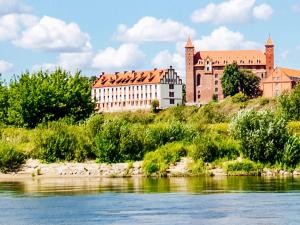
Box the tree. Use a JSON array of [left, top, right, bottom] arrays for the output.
[[221, 62, 261, 98], [0, 75, 8, 124], [6, 69, 94, 127], [151, 99, 160, 113], [230, 109, 289, 164], [279, 84, 300, 121]]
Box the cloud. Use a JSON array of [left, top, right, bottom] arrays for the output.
[[193, 26, 261, 51], [191, 0, 273, 24], [253, 4, 274, 20], [92, 44, 145, 71], [116, 16, 196, 42], [14, 16, 91, 52], [0, 0, 31, 16], [152, 50, 185, 78], [58, 52, 93, 71], [0, 13, 38, 41], [291, 4, 300, 13], [32, 63, 57, 72], [0, 60, 13, 73]]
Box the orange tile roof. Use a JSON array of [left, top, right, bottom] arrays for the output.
[[277, 67, 300, 78], [93, 69, 167, 88], [195, 50, 266, 66]]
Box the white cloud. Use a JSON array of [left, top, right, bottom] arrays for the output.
[[0, 60, 13, 73], [152, 50, 185, 78], [193, 26, 261, 51], [292, 4, 300, 13], [32, 63, 57, 72], [14, 16, 91, 52], [92, 44, 145, 71], [253, 4, 274, 20], [0, 13, 38, 41], [0, 0, 31, 16], [58, 52, 93, 71], [116, 16, 196, 42], [191, 0, 273, 24]]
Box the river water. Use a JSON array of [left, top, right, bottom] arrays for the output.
[[0, 176, 300, 225]]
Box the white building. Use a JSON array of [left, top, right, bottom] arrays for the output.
[[92, 66, 183, 112]]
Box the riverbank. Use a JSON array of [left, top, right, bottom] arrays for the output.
[[1, 158, 300, 179]]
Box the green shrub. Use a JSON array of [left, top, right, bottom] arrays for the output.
[[189, 159, 206, 175], [278, 84, 300, 121], [258, 97, 270, 106], [0, 143, 26, 173], [224, 159, 262, 176], [142, 142, 188, 176], [230, 109, 289, 164], [94, 119, 125, 163], [282, 136, 300, 169], [288, 121, 300, 137], [231, 92, 248, 103], [189, 133, 240, 162], [85, 113, 104, 138], [36, 122, 92, 162]]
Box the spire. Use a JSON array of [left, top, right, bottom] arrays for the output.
[[185, 37, 194, 48], [265, 35, 273, 46]]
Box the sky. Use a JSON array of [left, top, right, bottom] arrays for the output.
[[1, 0, 300, 81]]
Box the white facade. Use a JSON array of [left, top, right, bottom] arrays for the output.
[[92, 67, 183, 112]]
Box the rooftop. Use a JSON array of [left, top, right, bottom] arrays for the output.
[[93, 68, 168, 88]]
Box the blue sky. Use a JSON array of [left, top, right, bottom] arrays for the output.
[[1, 0, 300, 81]]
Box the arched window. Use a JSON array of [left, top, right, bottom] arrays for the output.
[[197, 74, 201, 86]]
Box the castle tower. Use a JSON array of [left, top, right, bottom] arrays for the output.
[[185, 37, 195, 103], [265, 36, 274, 76]]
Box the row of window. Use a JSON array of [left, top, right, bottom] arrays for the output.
[[95, 92, 158, 102], [94, 84, 158, 95], [97, 100, 155, 108]]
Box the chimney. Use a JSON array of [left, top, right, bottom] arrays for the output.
[[170, 65, 173, 69], [101, 72, 105, 75], [115, 72, 119, 75], [124, 71, 127, 74], [154, 68, 157, 71], [132, 70, 135, 73]]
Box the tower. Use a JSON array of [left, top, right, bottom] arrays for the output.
[[185, 37, 195, 103], [265, 36, 274, 76]]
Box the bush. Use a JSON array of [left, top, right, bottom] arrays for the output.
[[0, 143, 26, 173], [224, 159, 262, 176], [282, 136, 300, 169], [288, 121, 300, 137], [85, 113, 104, 138], [142, 142, 188, 176], [230, 109, 289, 164], [36, 122, 92, 162], [94, 119, 125, 163], [189, 133, 240, 162], [231, 92, 248, 103], [278, 84, 300, 121]]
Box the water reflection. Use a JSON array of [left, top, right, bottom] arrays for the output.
[[1, 176, 300, 196]]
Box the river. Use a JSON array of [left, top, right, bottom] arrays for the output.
[[0, 176, 300, 225]]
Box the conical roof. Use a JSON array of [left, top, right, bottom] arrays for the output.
[[185, 37, 194, 48], [265, 36, 274, 46]]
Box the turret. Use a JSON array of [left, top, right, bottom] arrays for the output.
[[265, 36, 274, 76], [185, 37, 195, 103]]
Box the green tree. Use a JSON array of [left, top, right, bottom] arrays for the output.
[[230, 109, 289, 164], [151, 99, 160, 113], [6, 69, 94, 127], [0, 75, 9, 124], [279, 84, 300, 121], [221, 62, 261, 98]]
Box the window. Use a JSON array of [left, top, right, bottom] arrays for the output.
[[215, 80, 218, 85], [197, 74, 201, 86], [215, 74, 218, 79], [169, 84, 174, 89], [169, 92, 174, 97], [170, 99, 175, 104], [215, 88, 218, 93]]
